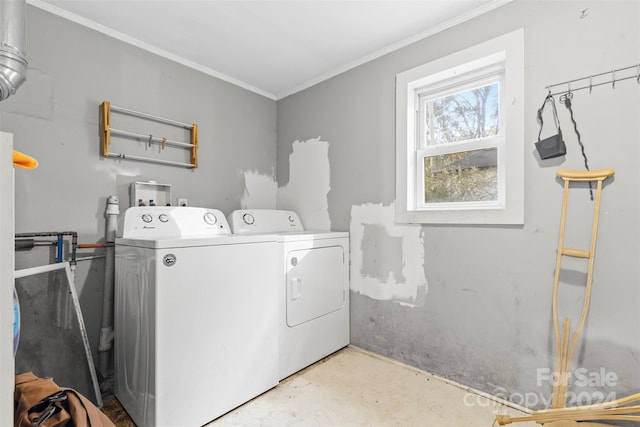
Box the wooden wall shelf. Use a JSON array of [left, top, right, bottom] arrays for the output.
[[100, 101, 198, 169]]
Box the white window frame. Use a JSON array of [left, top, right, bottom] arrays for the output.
[[396, 29, 524, 225]]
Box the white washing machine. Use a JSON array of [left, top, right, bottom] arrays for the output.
[[228, 209, 349, 380], [114, 206, 279, 427]]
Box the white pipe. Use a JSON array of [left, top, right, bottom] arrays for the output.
[[14, 262, 67, 278], [110, 104, 193, 128], [110, 127, 195, 149], [98, 195, 119, 377], [75, 255, 107, 262], [107, 152, 196, 169]]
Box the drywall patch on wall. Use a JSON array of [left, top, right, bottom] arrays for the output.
[[277, 137, 331, 230], [240, 169, 277, 209], [350, 202, 427, 307], [361, 224, 406, 283]]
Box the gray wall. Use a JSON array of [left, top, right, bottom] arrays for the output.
[[278, 0, 640, 409], [4, 0, 639, 414], [2, 5, 276, 374]]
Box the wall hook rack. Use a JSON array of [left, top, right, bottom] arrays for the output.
[[545, 62, 640, 97]]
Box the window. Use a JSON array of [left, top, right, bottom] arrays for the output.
[[396, 29, 524, 224]]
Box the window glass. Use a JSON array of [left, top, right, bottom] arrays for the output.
[[422, 82, 499, 147], [423, 148, 498, 204]]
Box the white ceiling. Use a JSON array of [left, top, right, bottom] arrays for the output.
[[29, 0, 508, 100]]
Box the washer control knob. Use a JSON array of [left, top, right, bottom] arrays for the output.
[[242, 213, 255, 225], [141, 214, 153, 223], [203, 212, 218, 225], [158, 214, 169, 223]]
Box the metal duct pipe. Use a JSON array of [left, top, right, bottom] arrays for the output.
[[0, 0, 28, 101]]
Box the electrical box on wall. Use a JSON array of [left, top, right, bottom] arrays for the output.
[[130, 181, 172, 207]]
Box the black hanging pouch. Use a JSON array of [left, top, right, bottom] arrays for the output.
[[535, 94, 566, 159]]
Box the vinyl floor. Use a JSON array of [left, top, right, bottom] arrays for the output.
[[209, 346, 533, 427], [103, 346, 535, 427]]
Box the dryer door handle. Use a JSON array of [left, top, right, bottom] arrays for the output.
[[289, 277, 301, 301]]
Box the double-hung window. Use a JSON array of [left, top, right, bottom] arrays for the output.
[[396, 29, 524, 225], [416, 65, 503, 209]]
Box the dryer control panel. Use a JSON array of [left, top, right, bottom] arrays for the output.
[[118, 206, 231, 239], [228, 209, 304, 233]]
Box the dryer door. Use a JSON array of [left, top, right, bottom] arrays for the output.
[[286, 245, 345, 327]]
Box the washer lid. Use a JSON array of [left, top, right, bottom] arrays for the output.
[[116, 232, 277, 249]]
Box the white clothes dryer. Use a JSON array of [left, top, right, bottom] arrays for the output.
[[114, 207, 279, 427], [228, 209, 349, 380]]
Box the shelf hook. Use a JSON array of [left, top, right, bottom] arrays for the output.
[[612, 69, 616, 89], [589, 75, 592, 93], [560, 81, 573, 104]]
